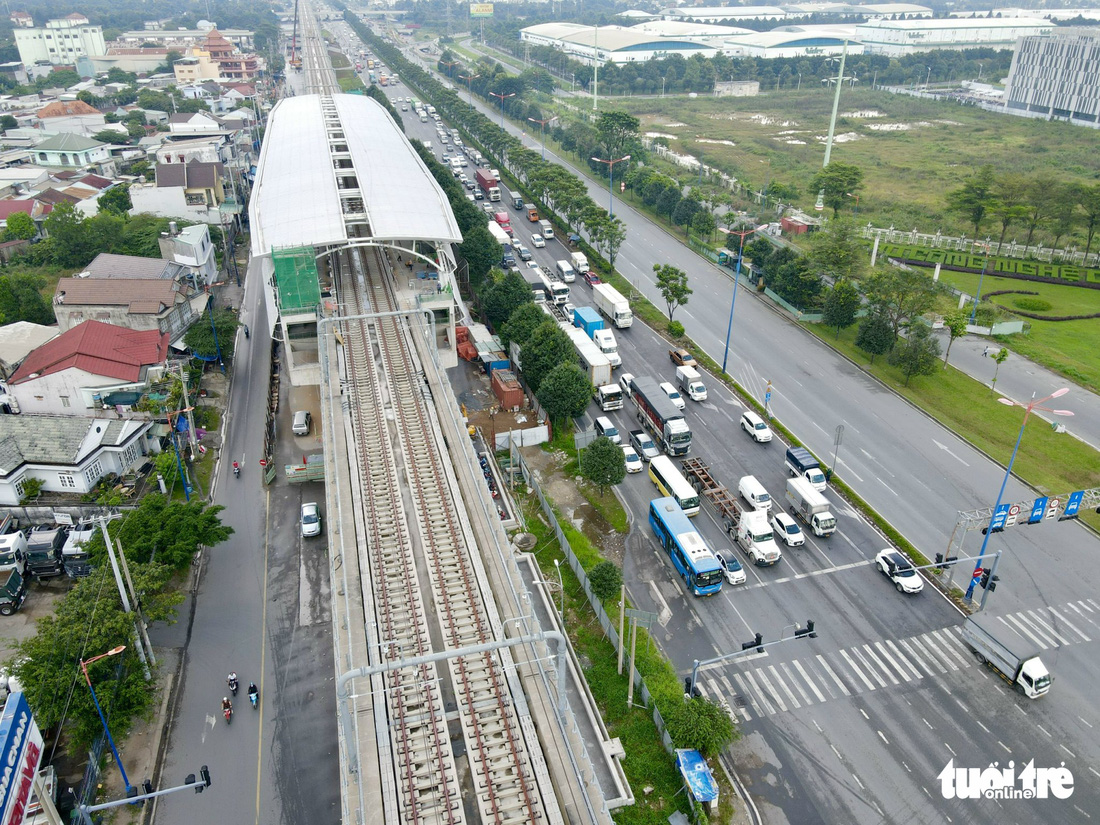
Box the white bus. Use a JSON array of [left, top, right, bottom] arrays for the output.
[[649, 455, 701, 516]]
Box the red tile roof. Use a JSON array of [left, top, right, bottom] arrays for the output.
[[9, 320, 169, 384]]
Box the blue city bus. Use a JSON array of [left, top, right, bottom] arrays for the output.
[[648, 497, 724, 596]]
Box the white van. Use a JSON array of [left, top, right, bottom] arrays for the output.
[[738, 475, 772, 511], [292, 410, 312, 436], [555, 260, 576, 283], [594, 416, 621, 444]]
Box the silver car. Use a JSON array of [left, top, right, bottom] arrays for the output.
[[301, 502, 322, 537]]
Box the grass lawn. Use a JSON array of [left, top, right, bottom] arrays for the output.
[[933, 269, 1100, 392], [613, 89, 1100, 244], [808, 323, 1100, 532]]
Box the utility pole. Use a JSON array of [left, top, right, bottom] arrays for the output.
[[95, 516, 154, 679], [823, 40, 849, 168]]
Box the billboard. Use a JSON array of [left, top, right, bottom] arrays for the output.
[[0, 692, 44, 825], [470, 3, 494, 17]]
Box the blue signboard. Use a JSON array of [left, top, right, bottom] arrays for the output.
[[989, 503, 1011, 531], [1028, 497, 1048, 524], [1064, 491, 1085, 519], [764, 391, 772, 404], [0, 692, 43, 824], [676, 749, 718, 803]]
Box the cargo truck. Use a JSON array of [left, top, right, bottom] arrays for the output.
[[540, 272, 570, 305], [785, 447, 827, 491], [573, 306, 603, 337], [961, 615, 1051, 698], [475, 169, 500, 202], [784, 478, 837, 536], [25, 525, 66, 580], [564, 327, 612, 388], [521, 270, 548, 303], [675, 365, 707, 401], [0, 568, 27, 616], [538, 219, 554, 239], [591, 328, 621, 368], [0, 532, 26, 575], [570, 251, 588, 272], [629, 376, 691, 456], [487, 221, 510, 248], [682, 458, 782, 566], [592, 283, 633, 329]]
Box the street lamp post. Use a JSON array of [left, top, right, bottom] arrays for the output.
[[489, 91, 515, 128], [554, 559, 565, 621], [590, 154, 631, 218], [966, 389, 1074, 607], [925, 65, 932, 91], [722, 226, 756, 375], [845, 192, 860, 214], [528, 116, 552, 161], [459, 72, 480, 104], [969, 241, 991, 325], [80, 645, 132, 794]]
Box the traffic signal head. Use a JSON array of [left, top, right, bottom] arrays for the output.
[[795, 620, 817, 639], [742, 632, 764, 653], [980, 568, 991, 588], [200, 765, 212, 789]]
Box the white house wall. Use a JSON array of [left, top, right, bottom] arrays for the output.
[[10, 368, 144, 415]]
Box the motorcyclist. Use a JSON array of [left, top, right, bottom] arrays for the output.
[[233, 461, 240, 478], [243, 324, 250, 339], [248, 682, 259, 706], [221, 696, 233, 714], [227, 672, 239, 694]]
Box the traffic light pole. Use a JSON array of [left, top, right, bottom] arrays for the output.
[[76, 767, 212, 825], [688, 622, 816, 697]]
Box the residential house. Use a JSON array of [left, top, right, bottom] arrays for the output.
[[154, 136, 226, 165], [31, 133, 112, 174], [128, 159, 227, 224], [0, 414, 158, 505], [53, 277, 205, 340], [116, 27, 255, 52], [36, 99, 107, 136], [174, 51, 222, 85], [0, 322, 58, 381], [197, 28, 262, 81], [157, 223, 219, 286], [167, 111, 224, 135], [80, 245, 218, 290], [10, 12, 34, 28], [0, 199, 51, 235], [5, 320, 169, 416]]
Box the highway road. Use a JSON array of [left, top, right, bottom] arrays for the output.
[[369, 40, 1100, 825]]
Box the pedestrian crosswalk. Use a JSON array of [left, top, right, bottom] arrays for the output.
[[702, 599, 1098, 723]]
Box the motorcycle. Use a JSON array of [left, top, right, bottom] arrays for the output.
[[233, 462, 240, 479], [248, 683, 259, 709], [222, 699, 233, 724], [227, 673, 239, 696]]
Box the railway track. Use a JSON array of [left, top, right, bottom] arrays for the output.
[[339, 245, 545, 824]]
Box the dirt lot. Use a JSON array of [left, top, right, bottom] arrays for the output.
[[0, 581, 66, 661], [518, 445, 628, 568]]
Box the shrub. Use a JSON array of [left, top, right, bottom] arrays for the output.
[[668, 320, 685, 338], [588, 560, 622, 602], [1012, 297, 1052, 312]]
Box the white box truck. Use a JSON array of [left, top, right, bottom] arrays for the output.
[[570, 251, 588, 272], [784, 477, 836, 536], [591, 328, 621, 368], [961, 615, 1051, 698], [592, 283, 633, 329], [675, 365, 707, 401]]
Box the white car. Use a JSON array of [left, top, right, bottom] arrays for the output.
[[622, 445, 643, 473], [301, 502, 322, 537], [771, 512, 805, 547], [715, 549, 747, 585], [740, 410, 773, 443], [530, 234, 546, 248], [629, 428, 659, 461], [619, 372, 634, 399], [525, 260, 541, 270], [659, 381, 686, 411], [875, 549, 924, 594]]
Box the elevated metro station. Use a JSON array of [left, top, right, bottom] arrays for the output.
[[250, 92, 465, 385]]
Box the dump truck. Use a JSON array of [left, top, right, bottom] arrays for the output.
[[682, 458, 782, 566], [961, 615, 1051, 698], [784, 477, 837, 537], [785, 446, 827, 491], [629, 376, 691, 456], [592, 283, 633, 329]]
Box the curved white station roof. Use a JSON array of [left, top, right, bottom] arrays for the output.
[[250, 94, 461, 256]]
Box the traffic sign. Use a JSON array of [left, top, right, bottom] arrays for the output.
[[989, 503, 1011, 531], [972, 568, 983, 579], [1064, 490, 1085, 518], [1028, 497, 1047, 524], [259, 458, 268, 467]]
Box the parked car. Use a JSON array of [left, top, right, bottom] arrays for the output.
[[530, 234, 546, 249], [669, 348, 697, 367], [582, 271, 602, 287], [771, 512, 805, 547], [622, 445, 643, 473], [739, 410, 773, 443], [715, 549, 747, 585], [875, 549, 924, 594], [301, 503, 322, 537]]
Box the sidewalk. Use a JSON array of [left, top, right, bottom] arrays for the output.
[[936, 331, 1100, 451]]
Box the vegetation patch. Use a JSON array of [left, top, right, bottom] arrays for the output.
[[880, 243, 1100, 288]]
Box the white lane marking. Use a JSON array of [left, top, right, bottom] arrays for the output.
[[732, 673, 761, 718], [906, 636, 948, 674], [767, 665, 801, 710], [1051, 606, 1092, 640], [794, 659, 827, 703], [999, 741, 1012, 754], [878, 730, 890, 745], [1028, 610, 1074, 645], [855, 644, 893, 686], [1061, 744, 1076, 758], [875, 641, 916, 682], [782, 662, 815, 706], [1001, 614, 1049, 650], [816, 655, 851, 697], [839, 649, 876, 691], [744, 670, 776, 715], [929, 630, 968, 669]]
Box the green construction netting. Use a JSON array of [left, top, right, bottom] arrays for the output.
[[273, 246, 322, 314]]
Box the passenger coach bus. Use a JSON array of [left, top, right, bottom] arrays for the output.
[[649, 455, 700, 516], [648, 498, 723, 596]]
